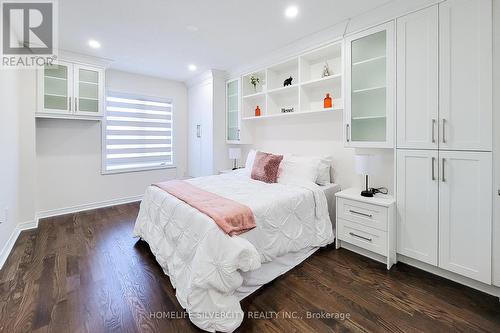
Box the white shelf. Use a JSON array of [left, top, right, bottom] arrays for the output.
[[352, 85, 386, 94], [352, 55, 386, 67], [242, 107, 341, 121], [267, 84, 298, 95], [242, 91, 266, 99], [300, 74, 342, 88]]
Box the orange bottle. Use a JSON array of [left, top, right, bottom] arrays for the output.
[[255, 105, 261, 117], [324, 93, 332, 109]]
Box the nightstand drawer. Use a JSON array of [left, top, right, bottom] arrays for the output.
[[338, 219, 387, 256], [338, 198, 387, 231]]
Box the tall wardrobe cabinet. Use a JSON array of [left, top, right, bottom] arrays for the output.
[[396, 0, 493, 284]]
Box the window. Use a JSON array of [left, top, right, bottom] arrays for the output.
[[103, 92, 173, 173]]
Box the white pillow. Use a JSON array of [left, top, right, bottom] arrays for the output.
[[278, 155, 320, 184], [244, 149, 257, 175], [316, 156, 333, 185]]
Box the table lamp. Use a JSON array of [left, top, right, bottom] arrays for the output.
[[355, 154, 381, 197], [228, 148, 242, 170]]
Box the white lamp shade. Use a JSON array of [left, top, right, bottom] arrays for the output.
[[355, 154, 381, 176], [228, 148, 242, 160]]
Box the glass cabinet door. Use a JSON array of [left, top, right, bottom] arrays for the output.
[[43, 62, 71, 113], [346, 22, 394, 147], [226, 79, 240, 141], [75, 65, 101, 115]]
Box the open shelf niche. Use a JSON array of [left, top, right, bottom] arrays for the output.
[[241, 41, 343, 121]]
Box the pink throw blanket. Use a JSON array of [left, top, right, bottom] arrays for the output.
[[153, 180, 256, 236]]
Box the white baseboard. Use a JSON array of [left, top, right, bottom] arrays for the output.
[[0, 220, 36, 270], [36, 195, 143, 220], [0, 195, 142, 270]]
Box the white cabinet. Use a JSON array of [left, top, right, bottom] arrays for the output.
[[397, 150, 492, 283], [226, 78, 241, 143], [396, 6, 439, 149], [439, 0, 492, 151], [345, 22, 395, 148], [396, 150, 439, 265], [335, 188, 397, 269], [438, 151, 492, 284], [37, 61, 105, 119]]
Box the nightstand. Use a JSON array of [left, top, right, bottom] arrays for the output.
[[335, 188, 396, 270]]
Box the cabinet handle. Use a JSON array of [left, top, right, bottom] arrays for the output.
[[196, 125, 201, 138], [346, 124, 350, 142], [441, 158, 446, 182], [75, 97, 78, 112], [442, 118, 446, 143], [237, 129, 240, 141], [431, 157, 436, 181], [349, 232, 372, 242], [349, 209, 373, 218], [68, 97, 71, 111], [431, 119, 436, 143]]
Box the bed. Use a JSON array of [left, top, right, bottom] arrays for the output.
[[133, 168, 339, 332]]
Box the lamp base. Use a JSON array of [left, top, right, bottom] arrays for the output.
[[360, 189, 374, 197]]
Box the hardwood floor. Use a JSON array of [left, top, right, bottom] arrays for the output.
[[1, 202, 499, 333]]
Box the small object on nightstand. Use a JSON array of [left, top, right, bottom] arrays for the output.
[[228, 148, 241, 170], [355, 154, 382, 197], [335, 188, 396, 270]]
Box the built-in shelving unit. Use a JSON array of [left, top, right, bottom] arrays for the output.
[[239, 41, 343, 121]]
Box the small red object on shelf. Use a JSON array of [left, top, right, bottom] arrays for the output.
[[324, 93, 332, 109], [255, 105, 261, 117]]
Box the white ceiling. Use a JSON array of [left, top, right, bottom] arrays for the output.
[[59, 0, 392, 82]]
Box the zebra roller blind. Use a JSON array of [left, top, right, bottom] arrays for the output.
[[104, 92, 173, 173]]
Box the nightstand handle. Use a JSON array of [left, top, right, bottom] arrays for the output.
[[349, 232, 372, 242], [349, 210, 373, 218]]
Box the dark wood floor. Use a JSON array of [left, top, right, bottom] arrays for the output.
[[1, 203, 499, 333]]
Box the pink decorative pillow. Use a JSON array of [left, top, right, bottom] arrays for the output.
[[251, 151, 284, 183]]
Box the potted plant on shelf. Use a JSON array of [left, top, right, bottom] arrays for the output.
[[250, 75, 260, 92]]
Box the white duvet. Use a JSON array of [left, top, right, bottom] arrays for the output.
[[133, 170, 334, 332]]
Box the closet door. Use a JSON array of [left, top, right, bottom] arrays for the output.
[[439, 0, 492, 151], [438, 151, 492, 283], [396, 150, 439, 265], [396, 6, 438, 149]]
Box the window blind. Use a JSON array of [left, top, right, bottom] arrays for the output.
[[104, 92, 173, 173]]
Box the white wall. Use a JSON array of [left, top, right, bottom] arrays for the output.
[[36, 69, 188, 213], [0, 70, 21, 264], [248, 114, 394, 192], [493, 0, 500, 287]]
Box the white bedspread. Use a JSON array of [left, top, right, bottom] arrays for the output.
[[133, 171, 334, 332]]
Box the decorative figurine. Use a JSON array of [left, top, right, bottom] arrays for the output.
[[324, 93, 332, 108], [250, 75, 260, 92], [255, 105, 261, 117], [283, 76, 293, 87], [322, 61, 331, 78]]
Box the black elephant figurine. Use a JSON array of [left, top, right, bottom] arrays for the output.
[[283, 76, 293, 87]]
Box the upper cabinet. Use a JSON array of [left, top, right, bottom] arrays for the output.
[[345, 22, 395, 148], [439, 0, 492, 152], [37, 60, 105, 120], [396, 6, 439, 150], [226, 78, 242, 143]]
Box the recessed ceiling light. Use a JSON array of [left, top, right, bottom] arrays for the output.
[[186, 25, 199, 32], [285, 5, 298, 18], [188, 64, 197, 71], [88, 39, 101, 49]]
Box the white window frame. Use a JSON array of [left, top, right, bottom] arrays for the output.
[[101, 91, 175, 174]]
